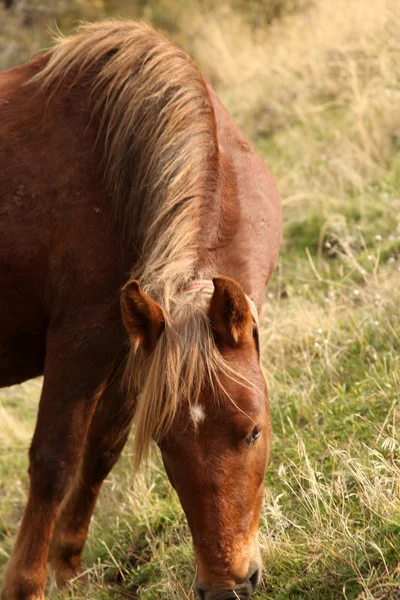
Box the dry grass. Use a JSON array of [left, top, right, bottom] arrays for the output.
[[1, 0, 399, 598]]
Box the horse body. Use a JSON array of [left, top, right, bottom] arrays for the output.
[[0, 22, 281, 600], [0, 56, 129, 387]]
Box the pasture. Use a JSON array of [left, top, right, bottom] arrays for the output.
[[0, 0, 399, 598]]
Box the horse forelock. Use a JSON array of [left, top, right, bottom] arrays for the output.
[[123, 285, 260, 468]]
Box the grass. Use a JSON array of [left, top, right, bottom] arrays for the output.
[[1, 0, 400, 598]]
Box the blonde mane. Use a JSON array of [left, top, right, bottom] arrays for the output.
[[34, 21, 253, 465]]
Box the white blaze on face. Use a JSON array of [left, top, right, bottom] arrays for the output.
[[191, 404, 206, 427]]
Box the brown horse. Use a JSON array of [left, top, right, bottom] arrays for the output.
[[0, 21, 282, 600]]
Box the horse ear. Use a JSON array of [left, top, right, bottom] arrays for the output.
[[208, 276, 253, 347], [120, 280, 165, 352]]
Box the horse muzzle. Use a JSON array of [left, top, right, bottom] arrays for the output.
[[196, 568, 260, 600]]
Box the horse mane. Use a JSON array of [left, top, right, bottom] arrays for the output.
[[34, 21, 252, 466]]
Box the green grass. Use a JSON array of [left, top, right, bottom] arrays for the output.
[[1, 0, 400, 598]]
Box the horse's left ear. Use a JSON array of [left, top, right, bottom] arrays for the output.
[[120, 280, 165, 352], [208, 276, 253, 347]]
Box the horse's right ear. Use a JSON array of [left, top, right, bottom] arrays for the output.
[[120, 280, 165, 353]]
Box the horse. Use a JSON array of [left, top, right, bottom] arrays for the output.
[[0, 21, 282, 600]]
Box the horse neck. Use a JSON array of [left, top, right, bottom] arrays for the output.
[[197, 148, 240, 271]]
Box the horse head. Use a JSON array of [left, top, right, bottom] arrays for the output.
[[121, 275, 270, 599]]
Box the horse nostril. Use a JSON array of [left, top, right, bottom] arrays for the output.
[[196, 588, 206, 600], [197, 588, 251, 600], [249, 568, 260, 591]]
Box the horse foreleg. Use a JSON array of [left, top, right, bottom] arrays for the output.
[[1, 326, 123, 600], [48, 374, 134, 588]]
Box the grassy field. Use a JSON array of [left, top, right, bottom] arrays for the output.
[[1, 0, 399, 598]]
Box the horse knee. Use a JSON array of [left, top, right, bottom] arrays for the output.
[[28, 443, 77, 502]]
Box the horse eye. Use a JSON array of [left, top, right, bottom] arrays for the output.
[[246, 425, 261, 446]]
